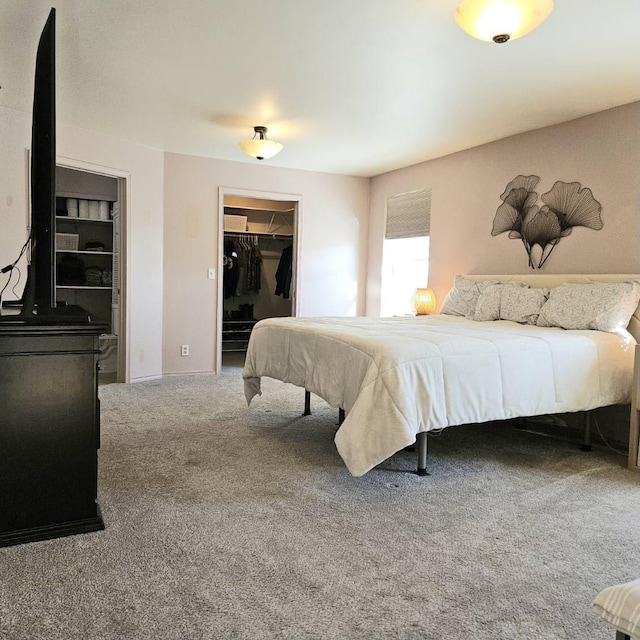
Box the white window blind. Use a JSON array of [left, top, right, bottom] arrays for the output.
[[385, 188, 431, 240]]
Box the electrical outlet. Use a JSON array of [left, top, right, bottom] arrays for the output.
[[181, 344, 189, 357]]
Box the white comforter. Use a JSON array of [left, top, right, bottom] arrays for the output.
[[243, 315, 635, 476]]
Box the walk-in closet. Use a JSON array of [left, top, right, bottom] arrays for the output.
[[221, 195, 297, 366]]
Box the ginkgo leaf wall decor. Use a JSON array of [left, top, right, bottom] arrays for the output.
[[491, 175, 603, 269]]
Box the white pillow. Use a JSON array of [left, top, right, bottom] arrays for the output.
[[473, 282, 530, 322], [500, 287, 549, 325], [537, 281, 640, 332], [441, 276, 499, 318]]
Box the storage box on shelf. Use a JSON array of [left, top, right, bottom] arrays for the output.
[[223, 214, 248, 232], [58, 197, 111, 221], [55, 233, 79, 251]]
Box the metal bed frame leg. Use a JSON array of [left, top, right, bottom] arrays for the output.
[[304, 392, 428, 474], [581, 410, 592, 451], [416, 431, 429, 476], [303, 390, 311, 416]]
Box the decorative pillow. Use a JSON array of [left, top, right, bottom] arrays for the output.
[[473, 284, 504, 321], [537, 281, 640, 332], [440, 276, 499, 318], [592, 578, 640, 639], [500, 287, 549, 325], [473, 281, 530, 322]]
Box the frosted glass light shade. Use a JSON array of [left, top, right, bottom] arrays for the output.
[[455, 0, 553, 43], [238, 138, 283, 160], [412, 288, 436, 315], [239, 126, 283, 160]]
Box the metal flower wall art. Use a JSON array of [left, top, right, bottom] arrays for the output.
[[491, 175, 603, 269]]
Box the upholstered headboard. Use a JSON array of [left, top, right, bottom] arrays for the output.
[[464, 274, 640, 342]]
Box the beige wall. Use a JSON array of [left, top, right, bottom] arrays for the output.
[[367, 102, 640, 315], [0, 107, 32, 285], [0, 105, 164, 382], [162, 153, 370, 375], [1, 103, 368, 381], [5, 100, 637, 380]]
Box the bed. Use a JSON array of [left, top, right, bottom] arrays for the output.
[[243, 274, 640, 476]]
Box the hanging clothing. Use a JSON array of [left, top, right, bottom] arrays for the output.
[[275, 244, 293, 299], [223, 240, 239, 299], [224, 236, 263, 298], [236, 242, 248, 296], [245, 242, 262, 294]]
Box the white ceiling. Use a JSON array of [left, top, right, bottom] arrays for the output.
[[1, 0, 639, 178]]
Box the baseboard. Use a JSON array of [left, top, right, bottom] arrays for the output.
[[129, 374, 164, 383], [161, 371, 218, 378], [126, 371, 220, 383]]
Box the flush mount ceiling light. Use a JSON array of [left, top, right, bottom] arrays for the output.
[[238, 126, 283, 161], [454, 0, 553, 44]]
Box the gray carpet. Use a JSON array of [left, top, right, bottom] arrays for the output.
[[1, 365, 639, 640]]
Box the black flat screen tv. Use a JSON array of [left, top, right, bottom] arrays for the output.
[[1, 7, 90, 323], [19, 7, 57, 316]]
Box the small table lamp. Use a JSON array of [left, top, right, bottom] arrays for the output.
[[412, 287, 436, 315]]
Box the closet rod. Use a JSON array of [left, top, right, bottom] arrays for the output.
[[224, 231, 293, 240]]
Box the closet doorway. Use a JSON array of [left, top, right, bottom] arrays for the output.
[[56, 158, 129, 383], [216, 188, 301, 372]]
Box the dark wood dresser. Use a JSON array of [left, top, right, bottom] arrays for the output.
[[0, 309, 106, 547]]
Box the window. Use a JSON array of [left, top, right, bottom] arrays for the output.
[[380, 189, 431, 317]]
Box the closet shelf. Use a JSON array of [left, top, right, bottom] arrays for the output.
[[56, 216, 113, 224], [56, 250, 114, 256], [56, 285, 112, 290]]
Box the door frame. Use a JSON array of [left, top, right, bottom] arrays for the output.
[[56, 155, 130, 383], [216, 186, 302, 374]]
